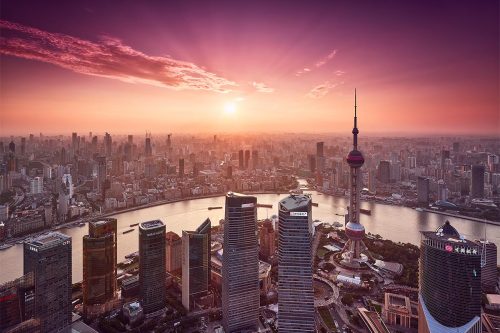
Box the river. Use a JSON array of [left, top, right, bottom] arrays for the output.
[[1, 191, 499, 283]]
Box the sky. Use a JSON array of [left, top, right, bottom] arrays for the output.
[[0, 0, 498, 136]]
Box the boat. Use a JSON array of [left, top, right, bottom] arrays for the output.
[[360, 208, 371, 215], [208, 206, 223, 210], [0, 244, 13, 250], [129, 223, 139, 227], [78, 222, 86, 227], [415, 207, 424, 212], [123, 229, 134, 234]]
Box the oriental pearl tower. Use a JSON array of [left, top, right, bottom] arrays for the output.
[[341, 89, 368, 267]]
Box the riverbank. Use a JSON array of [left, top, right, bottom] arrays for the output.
[[422, 208, 500, 227]]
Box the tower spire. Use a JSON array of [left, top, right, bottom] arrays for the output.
[[352, 88, 359, 149]]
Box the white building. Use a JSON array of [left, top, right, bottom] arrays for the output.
[[30, 177, 43, 195]]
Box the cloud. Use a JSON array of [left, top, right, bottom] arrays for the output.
[[251, 81, 274, 93], [0, 20, 237, 93], [295, 50, 338, 77], [306, 80, 343, 99]]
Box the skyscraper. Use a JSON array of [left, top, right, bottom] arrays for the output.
[[244, 150, 250, 169], [378, 160, 391, 183], [418, 221, 481, 333], [83, 218, 117, 318], [139, 220, 166, 316], [341, 90, 368, 267], [104, 132, 112, 157], [238, 150, 244, 169], [473, 240, 497, 292], [145, 135, 152, 157], [259, 219, 275, 261], [222, 192, 259, 333], [165, 231, 182, 274], [278, 194, 315, 333], [24, 232, 72, 332], [252, 150, 259, 169], [182, 218, 211, 311], [96, 156, 107, 193], [179, 158, 185, 178], [470, 164, 485, 198], [417, 176, 430, 204]]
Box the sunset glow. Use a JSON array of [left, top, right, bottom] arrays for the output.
[[0, 1, 498, 135]]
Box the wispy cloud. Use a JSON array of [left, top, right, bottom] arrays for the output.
[[315, 49, 337, 68], [295, 49, 338, 77], [0, 20, 237, 93], [306, 80, 343, 99], [251, 81, 274, 93]]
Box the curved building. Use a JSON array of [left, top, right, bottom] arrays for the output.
[[418, 221, 482, 333], [83, 218, 118, 318]]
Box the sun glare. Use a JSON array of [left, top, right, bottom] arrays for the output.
[[224, 102, 236, 115]]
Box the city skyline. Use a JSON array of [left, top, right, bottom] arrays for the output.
[[1, 0, 499, 135]]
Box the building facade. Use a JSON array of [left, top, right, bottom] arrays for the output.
[[182, 218, 211, 311], [470, 164, 485, 198], [24, 232, 72, 332], [139, 220, 166, 316], [166, 231, 182, 274], [222, 192, 259, 333], [259, 219, 275, 261], [83, 218, 118, 318], [278, 194, 315, 333], [418, 221, 482, 333]]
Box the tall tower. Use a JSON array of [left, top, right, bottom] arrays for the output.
[[341, 90, 368, 267], [83, 218, 118, 318], [418, 221, 481, 332], [278, 194, 315, 333], [182, 218, 211, 311], [24, 232, 72, 332], [139, 220, 166, 316], [222, 192, 259, 333]]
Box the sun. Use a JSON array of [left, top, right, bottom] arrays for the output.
[[224, 102, 237, 115]]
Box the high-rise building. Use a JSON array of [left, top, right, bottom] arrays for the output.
[[222, 193, 259, 333], [473, 240, 497, 292], [83, 218, 117, 318], [139, 220, 166, 316], [252, 150, 259, 169], [308, 155, 316, 173], [378, 160, 391, 183], [145, 136, 152, 157], [437, 179, 448, 201], [238, 150, 244, 169], [316, 141, 325, 172], [20, 137, 26, 155], [259, 219, 275, 261], [244, 150, 250, 169], [418, 221, 481, 333], [166, 231, 182, 274], [470, 164, 485, 198], [417, 176, 430, 204], [278, 194, 315, 333], [104, 132, 112, 157], [96, 156, 107, 192], [341, 90, 368, 267], [0, 272, 35, 330], [128, 134, 133, 145], [30, 177, 43, 195], [24, 232, 72, 332], [179, 158, 185, 178], [182, 218, 211, 311], [226, 165, 233, 179]]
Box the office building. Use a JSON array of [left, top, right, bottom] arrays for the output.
[[378, 160, 391, 183], [29, 177, 43, 195], [244, 150, 250, 169], [238, 150, 244, 169], [0, 272, 34, 330], [418, 221, 481, 333], [222, 192, 259, 333], [182, 218, 211, 311], [417, 177, 430, 204], [278, 194, 315, 333], [166, 231, 182, 273], [259, 219, 275, 261], [139, 220, 166, 316], [252, 150, 258, 169], [470, 164, 485, 198], [308, 154, 316, 173], [104, 132, 112, 157], [473, 240, 497, 292], [341, 90, 368, 267], [24, 232, 72, 332], [83, 218, 118, 318], [96, 156, 107, 193], [145, 136, 152, 157], [179, 158, 184, 178]]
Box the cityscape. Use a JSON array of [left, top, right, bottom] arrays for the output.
[[0, 1, 499, 333]]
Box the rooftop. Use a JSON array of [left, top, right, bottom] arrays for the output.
[[140, 219, 164, 230], [279, 193, 311, 211], [27, 232, 70, 249]]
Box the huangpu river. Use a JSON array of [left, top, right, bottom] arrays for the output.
[[1, 191, 499, 283]]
